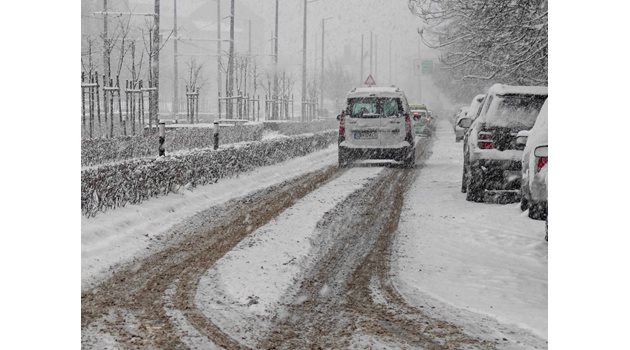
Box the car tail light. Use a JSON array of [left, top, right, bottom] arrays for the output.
[[339, 112, 345, 135], [477, 131, 494, 149], [338, 112, 346, 143], [536, 156, 548, 172], [534, 146, 548, 172], [404, 113, 411, 132]]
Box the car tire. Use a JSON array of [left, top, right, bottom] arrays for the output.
[[404, 148, 416, 168], [528, 202, 547, 220], [545, 217, 548, 242], [338, 149, 350, 168], [465, 165, 484, 202], [461, 165, 467, 193], [520, 195, 529, 211]]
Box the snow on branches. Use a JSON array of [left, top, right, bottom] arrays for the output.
[[408, 0, 547, 91]]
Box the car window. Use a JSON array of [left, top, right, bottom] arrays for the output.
[[479, 95, 492, 119], [485, 94, 547, 128], [347, 97, 403, 118]]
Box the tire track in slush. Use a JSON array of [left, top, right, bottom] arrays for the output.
[[81, 165, 340, 349], [261, 141, 496, 349]]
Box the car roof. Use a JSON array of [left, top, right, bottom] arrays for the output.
[[487, 83, 548, 96], [347, 86, 405, 98]]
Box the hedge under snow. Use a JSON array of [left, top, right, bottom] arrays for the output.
[[81, 123, 264, 166], [81, 131, 337, 217]]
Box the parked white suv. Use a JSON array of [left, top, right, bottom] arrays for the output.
[[519, 99, 548, 220], [338, 86, 416, 167], [458, 84, 548, 201]]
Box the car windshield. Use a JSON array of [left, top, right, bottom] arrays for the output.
[[485, 94, 547, 128], [347, 97, 403, 118]]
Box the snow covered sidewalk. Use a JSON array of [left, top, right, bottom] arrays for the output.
[[393, 120, 548, 345], [81, 144, 338, 290]]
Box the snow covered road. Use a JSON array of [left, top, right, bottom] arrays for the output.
[[82, 120, 547, 350], [81, 144, 338, 289]]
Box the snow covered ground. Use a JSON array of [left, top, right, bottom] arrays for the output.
[[81, 144, 338, 290], [393, 120, 548, 345], [194, 167, 384, 347]]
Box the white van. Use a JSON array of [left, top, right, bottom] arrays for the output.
[[337, 86, 416, 167]]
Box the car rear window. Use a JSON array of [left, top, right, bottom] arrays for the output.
[[347, 97, 403, 118], [485, 94, 547, 128]]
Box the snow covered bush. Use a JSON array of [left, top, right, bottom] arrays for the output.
[[81, 123, 264, 166], [81, 131, 336, 217], [262, 120, 337, 136]]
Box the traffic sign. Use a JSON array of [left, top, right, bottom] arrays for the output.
[[413, 59, 434, 75], [413, 59, 422, 76], [364, 74, 376, 86], [421, 60, 433, 74]]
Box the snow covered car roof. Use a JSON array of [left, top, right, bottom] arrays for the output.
[[488, 83, 548, 96], [347, 86, 405, 98]]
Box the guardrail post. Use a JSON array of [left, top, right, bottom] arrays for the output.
[[158, 122, 166, 156], [213, 121, 220, 150]]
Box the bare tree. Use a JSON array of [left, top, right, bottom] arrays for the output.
[[408, 0, 548, 95]]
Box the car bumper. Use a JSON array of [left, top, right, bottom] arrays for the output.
[[471, 159, 522, 190], [339, 145, 412, 161], [530, 171, 548, 202]]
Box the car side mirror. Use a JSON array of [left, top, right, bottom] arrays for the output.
[[457, 117, 472, 129], [534, 145, 548, 157], [515, 130, 529, 146], [336, 114, 340, 121]]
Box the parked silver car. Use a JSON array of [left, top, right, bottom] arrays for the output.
[[518, 99, 548, 220], [458, 84, 548, 202]]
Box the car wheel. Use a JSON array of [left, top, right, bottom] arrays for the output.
[[404, 148, 416, 168], [465, 165, 484, 202], [545, 217, 548, 241], [338, 149, 350, 168], [461, 165, 467, 193], [520, 195, 529, 211], [528, 202, 547, 220]]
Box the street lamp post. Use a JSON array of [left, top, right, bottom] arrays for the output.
[[273, 0, 279, 120], [320, 17, 332, 118], [301, 0, 308, 121]]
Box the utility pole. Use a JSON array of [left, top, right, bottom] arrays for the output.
[[360, 34, 364, 84], [301, 0, 308, 122], [227, 0, 235, 118], [102, 0, 110, 80], [418, 40, 422, 102], [150, 0, 160, 127], [217, 0, 222, 118], [375, 35, 378, 81], [320, 17, 331, 116], [369, 31, 373, 76], [102, 0, 110, 126], [173, 0, 178, 119], [388, 39, 392, 85], [273, 0, 279, 120]]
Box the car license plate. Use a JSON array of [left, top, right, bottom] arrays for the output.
[[504, 170, 521, 181], [354, 131, 377, 139]]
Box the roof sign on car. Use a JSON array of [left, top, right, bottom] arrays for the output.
[[364, 74, 376, 86]]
